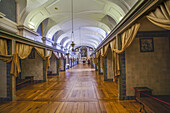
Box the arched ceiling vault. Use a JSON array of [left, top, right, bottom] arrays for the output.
[[65, 39, 98, 49], [17, 0, 138, 50]]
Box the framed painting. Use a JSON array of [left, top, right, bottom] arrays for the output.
[[140, 38, 154, 52]]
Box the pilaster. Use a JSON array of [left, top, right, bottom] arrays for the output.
[[9, 40, 16, 101], [43, 49, 47, 82]]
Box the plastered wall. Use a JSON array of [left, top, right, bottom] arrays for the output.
[[48, 54, 57, 74], [0, 0, 16, 22], [107, 48, 113, 79], [0, 61, 7, 98], [125, 37, 170, 96], [21, 51, 43, 80]]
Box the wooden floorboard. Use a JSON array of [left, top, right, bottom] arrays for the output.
[[0, 64, 141, 113]]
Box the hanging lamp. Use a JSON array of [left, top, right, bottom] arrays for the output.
[[71, 0, 75, 52]]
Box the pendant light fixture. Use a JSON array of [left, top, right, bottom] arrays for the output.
[[71, 0, 75, 52]]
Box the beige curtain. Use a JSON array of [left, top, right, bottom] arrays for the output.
[[101, 48, 104, 56], [113, 23, 140, 53], [10, 54, 21, 77], [96, 58, 98, 65], [96, 51, 101, 58], [0, 39, 21, 77], [34, 47, 53, 70], [110, 40, 120, 81], [46, 50, 52, 69], [95, 53, 97, 64], [100, 55, 103, 69], [0, 54, 21, 77], [92, 57, 94, 63], [53, 52, 59, 59], [58, 53, 61, 68], [146, 0, 170, 30], [46, 50, 52, 58], [103, 44, 109, 56], [58, 57, 61, 68], [108, 23, 140, 81], [100, 48, 104, 69], [16, 43, 33, 59], [0, 38, 8, 55], [34, 47, 45, 60]]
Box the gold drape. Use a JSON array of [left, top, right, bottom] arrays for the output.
[[113, 23, 140, 53], [100, 55, 103, 69], [58, 53, 61, 68], [110, 40, 120, 81], [0, 54, 21, 77], [59, 57, 61, 68], [0, 38, 8, 55], [108, 23, 140, 81], [94, 53, 97, 64], [10, 54, 21, 77], [146, 0, 170, 30], [96, 51, 101, 59], [92, 57, 94, 63], [34, 47, 45, 60], [0, 39, 21, 77], [53, 52, 59, 59], [100, 48, 104, 69], [0, 55, 12, 62], [101, 48, 104, 56], [96, 58, 98, 65], [103, 44, 109, 56], [46, 50, 52, 58], [46, 50, 52, 69], [34, 47, 52, 70], [16, 43, 33, 59]]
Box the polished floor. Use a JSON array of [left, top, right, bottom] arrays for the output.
[[0, 64, 141, 113]]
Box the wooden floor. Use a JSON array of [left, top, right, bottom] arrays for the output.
[[0, 64, 141, 113]]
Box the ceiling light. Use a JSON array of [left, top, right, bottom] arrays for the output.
[[70, 0, 75, 52]]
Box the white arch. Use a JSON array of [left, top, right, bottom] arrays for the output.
[[23, 0, 127, 31]]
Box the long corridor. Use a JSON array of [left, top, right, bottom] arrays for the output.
[[0, 64, 141, 113]]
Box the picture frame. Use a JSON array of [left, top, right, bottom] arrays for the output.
[[140, 38, 154, 52]]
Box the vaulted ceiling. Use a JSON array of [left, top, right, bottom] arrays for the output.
[[17, 0, 138, 51]]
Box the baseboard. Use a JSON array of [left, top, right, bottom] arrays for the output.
[[104, 79, 113, 81], [121, 96, 135, 100], [0, 97, 10, 101], [33, 80, 44, 83], [48, 73, 59, 76], [99, 72, 103, 75], [60, 70, 65, 72]]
